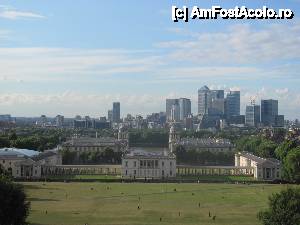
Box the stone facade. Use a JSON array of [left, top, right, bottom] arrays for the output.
[[122, 149, 176, 179], [61, 128, 129, 154], [0, 148, 61, 179], [235, 152, 281, 180]]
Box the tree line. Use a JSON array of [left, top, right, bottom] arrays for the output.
[[175, 146, 234, 166], [236, 135, 300, 183], [61, 147, 122, 165], [0, 128, 71, 151]]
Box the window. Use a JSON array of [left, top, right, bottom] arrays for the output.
[[125, 170, 127, 175], [155, 160, 158, 167], [170, 170, 172, 176], [140, 160, 143, 166], [35, 170, 37, 175], [162, 161, 164, 167], [125, 161, 128, 167], [162, 170, 164, 176], [134, 161, 136, 167], [170, 161, 172, 166], [134, 170, 136, 175]]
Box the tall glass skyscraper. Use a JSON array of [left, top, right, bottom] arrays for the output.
[[245, 104, 260, 127], [112, 102, 120, 123], [261, 99, 278, 126], [225, 91, 240, 119], [179, 98, 191, 121], [198, 85, 211, 115]]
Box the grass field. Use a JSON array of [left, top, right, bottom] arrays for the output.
[[23, 182, 289, 225], [43, 174, 255, 182]]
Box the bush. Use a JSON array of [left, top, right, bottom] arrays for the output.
[[258, 187, 300, 225], [0, 176, 30, 225]]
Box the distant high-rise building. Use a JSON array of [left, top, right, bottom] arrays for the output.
[[107, 110, 113, 122], [211, 90, 224, 99], [245, 104, 260, 127], [225, 91, 240, 119], [275, 115, 285, 127], [166, 99, 179, 121], [55, 115, 64, 128], [99, 117, 107, 122], [170, 104, 180, 122], [261, 99, 278, 127], [112, 102, 120, 123], [179, 98, 191, 121], [39, 115, 47, 126], [198, 85, 211, 115]]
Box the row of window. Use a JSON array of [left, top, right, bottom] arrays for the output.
[[73, 146, 104, 151], [125, 169, 173, 177], [125, 160, 173, 168], [1, 160, 12, 165]]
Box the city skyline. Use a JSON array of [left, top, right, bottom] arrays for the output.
[[0, 1, 299, 119]]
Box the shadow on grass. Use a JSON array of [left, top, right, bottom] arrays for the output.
[[27, 197, 59, 202], [22, 184, 61, 191]]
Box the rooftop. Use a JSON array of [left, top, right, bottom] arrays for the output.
[[124, 148, 175, 159], [0, 148, 39, 158]]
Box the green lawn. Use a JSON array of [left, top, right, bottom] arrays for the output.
[[22, 182, 290, 225], [43, 174, 255, 182]]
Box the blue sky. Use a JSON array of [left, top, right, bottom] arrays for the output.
[[0, 0, 299, 119]]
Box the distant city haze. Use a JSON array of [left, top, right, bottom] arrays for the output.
[[0, 1, 299, 119]]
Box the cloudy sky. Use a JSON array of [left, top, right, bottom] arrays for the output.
[[0, 0, 299, 119]]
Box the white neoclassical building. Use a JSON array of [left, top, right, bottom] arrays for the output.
[[235, 152, 281, 180], [0, 148, 62, 178], [122, 149, 176, 179]]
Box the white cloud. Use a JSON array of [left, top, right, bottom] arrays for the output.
[[0, 5, 45, 20], [0, 48, 163, 82], [0, 92, 167, 117], [158, 21, 300, 65], [0, 87, 298, 119]]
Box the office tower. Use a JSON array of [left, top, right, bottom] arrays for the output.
[[112, 102, 120, 123], [261, 99, 278, 126], [170, 104, 180, 122], [166, 99, 179, 121], [245, 104, 260, 127], [211, 90, 224, 99], [55, 115, 64, 128], [198, 85, 211, 115], [107, 109, 112, 122], [275, 115, 285, 127], [179, 98, 191, 121], [225, 91, 240, 119]]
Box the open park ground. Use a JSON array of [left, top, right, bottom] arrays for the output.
[[22, 181, 290, 225]]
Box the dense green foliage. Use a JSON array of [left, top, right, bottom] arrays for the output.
[[0, 128, 71, 151], [61, 147, 122, 164], [235, 136, 278, 158], [175, 146, 234, 166], [258, 187, 300, 225], [0, 175, 30, 225], [275, 140, 300, 183], [129, 130, 168, 147]]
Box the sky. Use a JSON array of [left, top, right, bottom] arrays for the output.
[[0, 0, 299, 119]]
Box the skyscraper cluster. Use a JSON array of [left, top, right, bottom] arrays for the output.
[[164, 85, 285, 130], [166, 98, 191, 122]]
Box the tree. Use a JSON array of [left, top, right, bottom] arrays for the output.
[[256, 140, 277, 158], [284, 147, 300, 183], [0, 176, 30, 225], [275, 140, 298, 161], [258, 187, 300, 225]]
